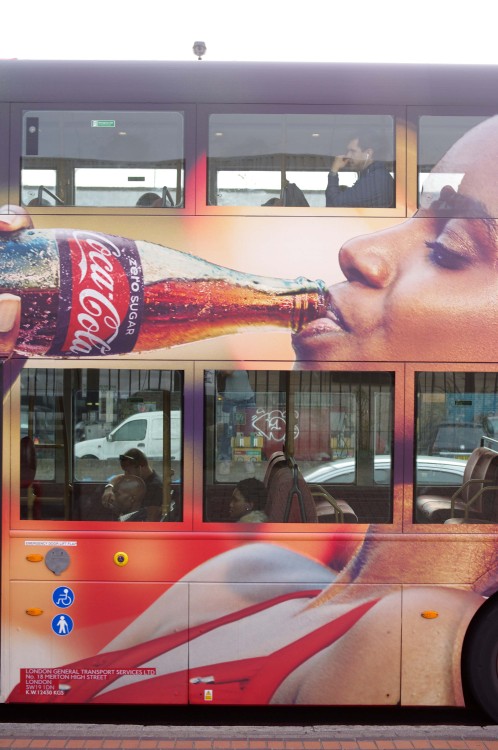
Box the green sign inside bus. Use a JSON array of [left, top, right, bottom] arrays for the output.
[[91, 119, 116, 128]]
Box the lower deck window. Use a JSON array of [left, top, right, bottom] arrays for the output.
[[203, 369, 394, 524], [415, 371, 498, 524], [19, 367, 183, 522]]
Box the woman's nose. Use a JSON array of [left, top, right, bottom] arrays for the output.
[[338, 234, 395, 289]]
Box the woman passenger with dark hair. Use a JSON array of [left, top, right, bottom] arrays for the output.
[[229, 477, 268, 522]]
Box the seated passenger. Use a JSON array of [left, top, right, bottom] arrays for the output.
[[27, 198, 51, 207], [103, 475, 147, 522], [325, 130, 394, 208], [136, 192, 161, 206], [229, 478, 268, 522], [102, 449, 163, 521], [281, 181, 309, 207]]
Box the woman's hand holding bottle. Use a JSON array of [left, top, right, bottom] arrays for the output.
[[0, 206, 31, 356]]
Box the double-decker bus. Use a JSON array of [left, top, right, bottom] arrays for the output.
[[1, 59, 498, 718]]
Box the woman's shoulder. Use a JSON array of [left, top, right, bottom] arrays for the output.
[[239, 510, 268, 523]]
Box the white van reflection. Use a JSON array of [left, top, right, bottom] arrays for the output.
[[73, 411, 181, 462]]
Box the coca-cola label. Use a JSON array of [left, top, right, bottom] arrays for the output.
[[48, 230, 144, 356]]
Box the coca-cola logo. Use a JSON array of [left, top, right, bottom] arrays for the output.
[[49, 230, 143, 357], [70, 233, 125, 354]]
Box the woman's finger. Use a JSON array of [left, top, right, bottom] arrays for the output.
[[0, 205, 34, 232], [0, 294, 21, 356]]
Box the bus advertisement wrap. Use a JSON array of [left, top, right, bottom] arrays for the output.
[[1, 60, 498, 721]]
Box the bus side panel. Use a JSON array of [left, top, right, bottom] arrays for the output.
[[8, 581, 188, 704], [4, 531, 497, 705], [187, 582, 402, 706], [400, 583, 484, 708]]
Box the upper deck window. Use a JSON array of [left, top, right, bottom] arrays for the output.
[[417, 115, 489, 211], [207, 113, 395, 208], [21, 110, 184, 208]]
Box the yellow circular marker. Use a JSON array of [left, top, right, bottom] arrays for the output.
[[114, 551, 129, 566]]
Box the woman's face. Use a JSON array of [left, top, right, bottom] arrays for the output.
[[292, 117, 498, 364], [229, 488, 251, 520]]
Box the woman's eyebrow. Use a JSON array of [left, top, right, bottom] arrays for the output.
[[466, 216, 498, 263], [416, 189, 492, 220], [414, 191, 498, 262]]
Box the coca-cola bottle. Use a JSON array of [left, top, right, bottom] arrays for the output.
[[0, 227, 330, 357]]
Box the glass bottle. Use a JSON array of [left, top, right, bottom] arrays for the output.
[[0, 227, 330, 356]]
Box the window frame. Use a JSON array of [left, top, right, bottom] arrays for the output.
[[7, 358, 193, 531], [194, 361, 404, 531], [407, 105, 498, 216], [9, 103, 196, 216], [406, 362, 498, 532], [196, 104, 408, 217]]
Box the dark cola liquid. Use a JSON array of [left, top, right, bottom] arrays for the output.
[[2, 288, 59, 355], [137, 278, 244, 350], [135, 277, 325, 351]]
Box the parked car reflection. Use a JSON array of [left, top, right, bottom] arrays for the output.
[[303, 455, 466, 486]]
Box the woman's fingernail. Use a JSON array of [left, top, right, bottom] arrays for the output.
[[0, 294, 20, 332], [0, 216, 16, 230]]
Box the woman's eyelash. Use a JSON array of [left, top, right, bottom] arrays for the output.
[[425, 240, 471, 270]]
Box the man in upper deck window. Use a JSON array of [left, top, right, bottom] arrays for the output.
[[325, 130, 394, 208]]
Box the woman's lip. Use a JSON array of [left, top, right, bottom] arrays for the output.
[[294, 316, 345, 341], [297, 291, 348, 340]]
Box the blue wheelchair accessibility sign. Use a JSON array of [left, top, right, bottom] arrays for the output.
[[51, 614, 74, 636], [52, 586, 74, 608]]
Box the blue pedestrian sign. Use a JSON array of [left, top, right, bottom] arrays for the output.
[[51, 614, 74, 636], [52, 586, 74, 608]]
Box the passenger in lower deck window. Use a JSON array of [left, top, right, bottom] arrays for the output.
[[229, 478, 268, 523], [102, 475, 147, 522], [101, 448, 164, 522]]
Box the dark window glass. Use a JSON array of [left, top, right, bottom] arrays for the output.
[[203, 369, 394, 525], [208, 114, 395, 208], [21, 110, 184, 208], [20, 367, 183, 522], [415, 371, 498, 524], [417, 115, 489, 211]]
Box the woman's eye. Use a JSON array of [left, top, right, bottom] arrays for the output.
[[426, 240, 471, 271]]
